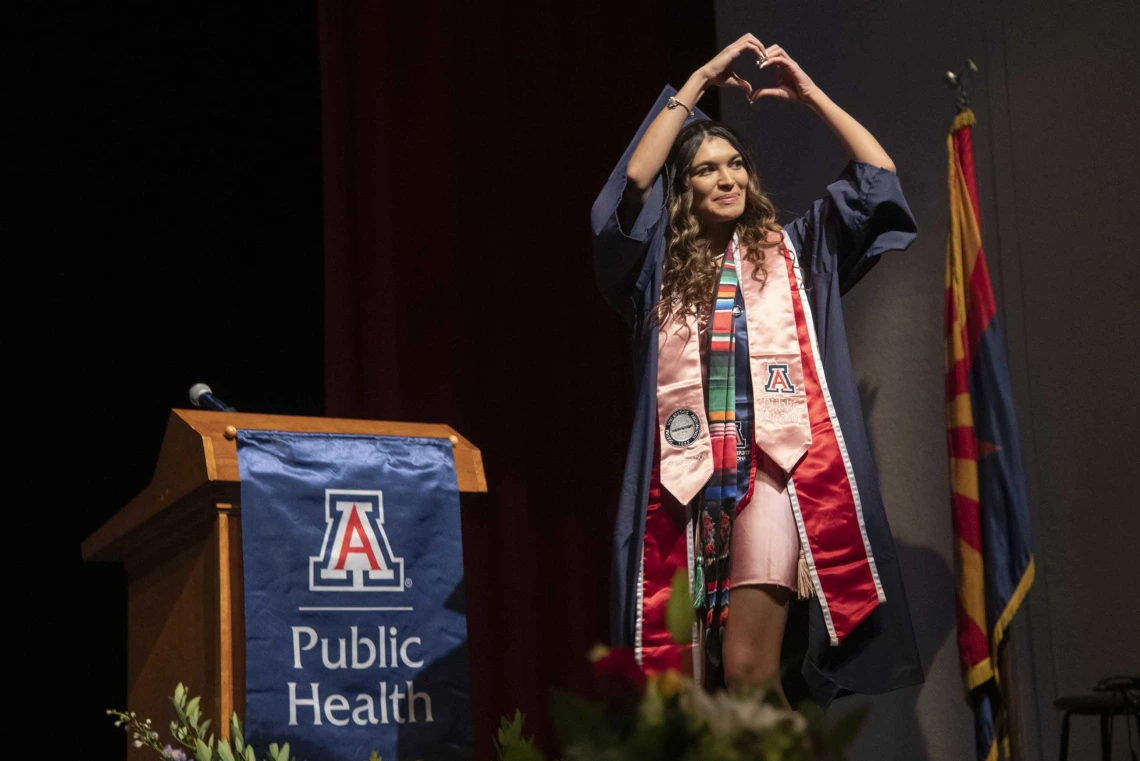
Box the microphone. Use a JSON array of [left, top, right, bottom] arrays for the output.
[[189, 383, 236, 412]]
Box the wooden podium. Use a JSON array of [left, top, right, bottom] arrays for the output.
[[82, 409, 486, 756]]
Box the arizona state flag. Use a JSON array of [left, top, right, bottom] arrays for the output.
[[945, 108, 1035, 761]]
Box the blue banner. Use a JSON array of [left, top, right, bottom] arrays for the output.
[[238, 431, 470, 761]]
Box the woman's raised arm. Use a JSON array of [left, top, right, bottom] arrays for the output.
[[751, 45, 896, 173], [621, 35, 769, 218]]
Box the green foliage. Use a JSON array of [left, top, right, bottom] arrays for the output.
[[521, 665, 867, 761], [664, 569, 695, 646], [109, 683, 379, 761], [551, 690, 619, 750], [493, 710, 545, 761]]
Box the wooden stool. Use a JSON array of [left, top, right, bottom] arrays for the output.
[[1054, 690, 1139, 761]]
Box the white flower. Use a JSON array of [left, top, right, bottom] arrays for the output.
[[679, 688, 807, 737]]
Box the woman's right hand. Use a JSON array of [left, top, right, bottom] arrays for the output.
[[622, 34, 766, 207], [699, 34, 768, 101]]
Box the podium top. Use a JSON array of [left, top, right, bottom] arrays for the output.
[[82, 409, 486, 562]]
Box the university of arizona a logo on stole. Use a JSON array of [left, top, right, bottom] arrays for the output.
[[764, 364, 796, 394], [309, 489, 405, 592], [734, 419, 749, 463]]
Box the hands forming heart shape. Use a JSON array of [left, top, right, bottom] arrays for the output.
[[701, 33, 818, 105]]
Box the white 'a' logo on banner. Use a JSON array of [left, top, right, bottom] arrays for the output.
[[309, 489, 405, 592]]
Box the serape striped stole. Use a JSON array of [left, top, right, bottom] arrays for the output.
[[697, 239, 744, 680]]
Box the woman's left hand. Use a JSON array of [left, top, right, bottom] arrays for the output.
[[749, 45, 818, 104]]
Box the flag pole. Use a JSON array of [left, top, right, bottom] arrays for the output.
[[999, 632, 1024, 761]]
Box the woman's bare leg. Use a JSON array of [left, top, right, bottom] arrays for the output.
[[721, 584, 791, 704]]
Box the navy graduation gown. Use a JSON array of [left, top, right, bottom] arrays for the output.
[[591, 86, 924, 704]]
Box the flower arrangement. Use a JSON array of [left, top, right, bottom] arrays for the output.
[[109, 684, 386, 761], [497, 571, 866, 761], [534, 646, 865, 761], [107, 683, 318, 761], [109, 576, 862, 761]]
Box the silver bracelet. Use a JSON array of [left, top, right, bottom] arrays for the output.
[[666, 96, 694, 117]]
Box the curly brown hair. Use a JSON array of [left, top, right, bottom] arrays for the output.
[[658, 120, 783, 326]]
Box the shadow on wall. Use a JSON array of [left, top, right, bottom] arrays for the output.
[[838, 381, 958, 760], [858, 538, 956, 761], [782, 540, 955, 761], [786, 538, 955, 761]]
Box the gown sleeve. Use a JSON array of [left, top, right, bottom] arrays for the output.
[[786, 160, 918, 295], [590, 156, 666, 316], [591, 86, 709, 317]]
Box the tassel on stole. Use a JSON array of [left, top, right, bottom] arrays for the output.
[[692, 562, 705, 609], [796, 547, 815, 600]]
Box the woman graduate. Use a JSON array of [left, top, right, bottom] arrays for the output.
[[591, 34, 924, 703]]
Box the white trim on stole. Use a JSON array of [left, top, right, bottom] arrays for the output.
[[783, 231, 886, 647], [635, 551, 645, 665], [634, 517, 699, 681], [634, 516, 700, 681], [686, 515, 700, 682], [640, 232, 884, 658]]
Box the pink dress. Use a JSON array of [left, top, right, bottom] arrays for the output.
[[731, 449, 801, 590], [697, 318, 801, 593]]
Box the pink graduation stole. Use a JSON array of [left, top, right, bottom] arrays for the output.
[[656, 231, 886, 645]]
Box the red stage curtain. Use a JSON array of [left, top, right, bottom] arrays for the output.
[[319, 3, 714, 755]]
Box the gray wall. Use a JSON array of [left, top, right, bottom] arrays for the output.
[[713, 1, 1139, 759]]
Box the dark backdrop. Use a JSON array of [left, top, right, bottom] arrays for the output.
[[26, 4, 323, 756], [39, 2, 717, 758], [318, 1, 716, 753]]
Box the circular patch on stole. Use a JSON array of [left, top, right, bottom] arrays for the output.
[[664, 409, 701, 447]]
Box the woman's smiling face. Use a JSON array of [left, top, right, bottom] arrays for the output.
[[688, 135, 749, 226]]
